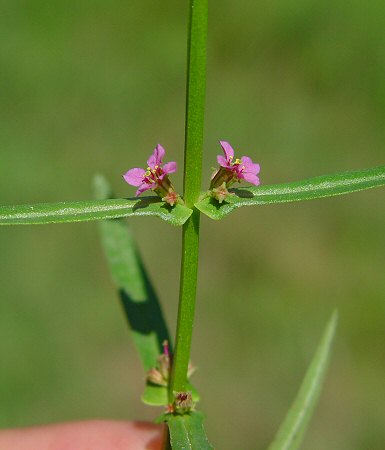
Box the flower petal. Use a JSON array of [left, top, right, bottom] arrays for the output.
[[240, 156, 252, 165], [163, 161, 177, 174], [241, 172, 260, 185], [147, 144, 166, 168], [123, 168, 146, 186], [241, 157, 260, 175], [136, 183, 153, 196], [217, 155, 229, 168], [219, 141, 234, 161]]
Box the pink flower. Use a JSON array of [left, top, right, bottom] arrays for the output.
[[216, 141, 260, 185], [209, 141, 260, 203], [123, 144, 179, 205]]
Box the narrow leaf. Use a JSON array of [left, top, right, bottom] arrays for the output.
[[167, 412, 214, 450], [195, 165, 385, 219], [267, 310, 338, 450], [94, 175, 171, 373], [0, 196, 192, 227], [168, 416, 192, 450]]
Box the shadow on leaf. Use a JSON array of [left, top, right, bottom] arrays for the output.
[[95, 175, 172, 370], [230, 188, 254, 198], [206, 197, 230, 210], [130, 196, 161, 211], [119, 254, 171, 351]]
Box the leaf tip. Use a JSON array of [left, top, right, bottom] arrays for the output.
[[326, 309, 339, 340]]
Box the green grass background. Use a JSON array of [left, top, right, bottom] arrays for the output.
[[1, 1, 385, 449]]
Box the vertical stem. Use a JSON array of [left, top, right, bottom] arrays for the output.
[[183, 0, 208, 208], [171, 210, 200, 394], [169, 0, 208, 397]]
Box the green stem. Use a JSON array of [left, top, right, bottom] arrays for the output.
[[169, 0, 208, 397], [171, 210, 201, 395]]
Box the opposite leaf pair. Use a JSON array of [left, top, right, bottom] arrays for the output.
[[123, 141, 261, 204]]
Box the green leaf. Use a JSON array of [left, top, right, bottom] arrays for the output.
[[94, 175, 171, 373], [0, 194, 192, 227], [142, 382, 200, 407], [142, 384, 169, 406], [267, 310, 338, 450], [195, 165, 385, 220], [166, 412, 214, 450]]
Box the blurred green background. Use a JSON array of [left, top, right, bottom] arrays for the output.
[[1, 1, 385, 448]]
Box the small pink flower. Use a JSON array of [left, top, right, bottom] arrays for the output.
[[123, 144, 179, 205], [210, 141, 261, 202], [216, 141, 260, 185]]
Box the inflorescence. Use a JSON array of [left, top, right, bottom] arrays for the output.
[[123, 141, 260, 204]]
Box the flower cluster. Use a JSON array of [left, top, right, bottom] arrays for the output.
[[146, 340, 195, 389], [209, 141, 260, 203], [123, 144, 179, 206], [146, 340, 172, 387], [123, 141, 260, 205], [172, 391, 194, 414], [146, 341, 196, 414]]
